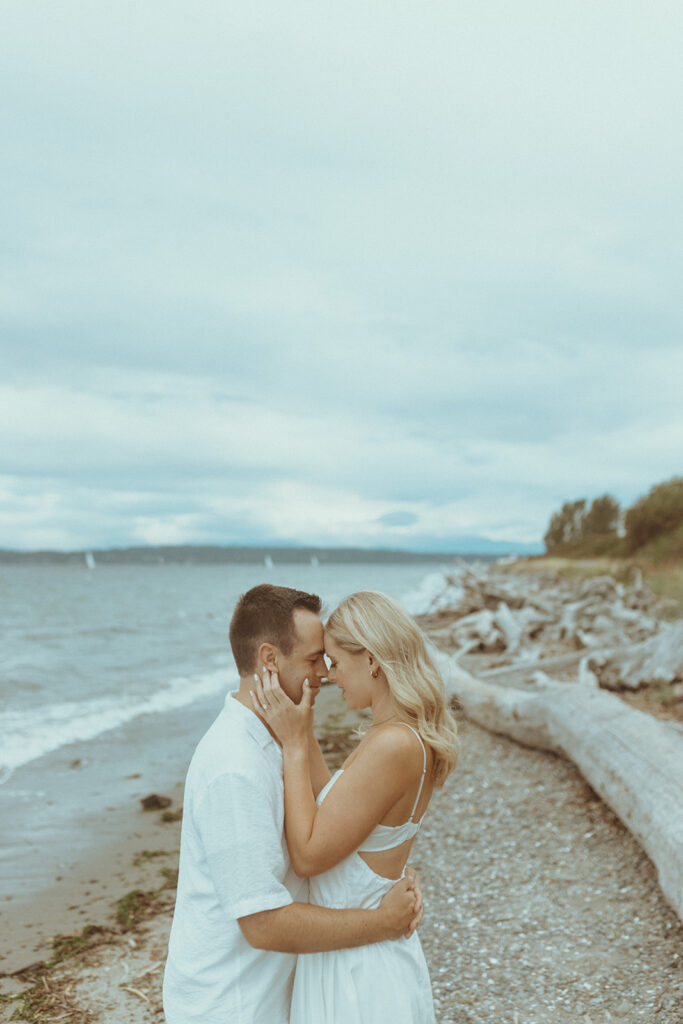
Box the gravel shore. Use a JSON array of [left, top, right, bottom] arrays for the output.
[[418, 717, 682, 1023], [3, 706, 681, 1023]]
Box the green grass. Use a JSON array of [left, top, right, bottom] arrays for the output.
[[629, 521, 683, 565], [516, 555, 683, 621], [132, 848, 170, 867], [642, 566, 683, 620], [51, 924, 110, 964], [116, 888, 154, 931], [511, 556, 632, 584]]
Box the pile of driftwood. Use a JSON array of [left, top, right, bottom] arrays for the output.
[[588, 620, 683, 692], [418, 564, 683, 695]]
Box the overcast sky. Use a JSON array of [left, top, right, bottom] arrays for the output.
[[1, 1, 682, 553]]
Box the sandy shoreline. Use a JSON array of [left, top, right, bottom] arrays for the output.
[[0, 783, 183, 977], [0, 699, 219, 976]]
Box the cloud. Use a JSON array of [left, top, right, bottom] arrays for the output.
[[1, 2, 682, 550], [377, 512, 420, 528]]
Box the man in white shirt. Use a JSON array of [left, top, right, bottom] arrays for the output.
[[163, 584, 421, 1024]]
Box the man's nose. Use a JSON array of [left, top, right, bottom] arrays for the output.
[[314, 656, 327, 680]]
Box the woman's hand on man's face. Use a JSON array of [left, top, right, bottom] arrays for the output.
[[251, 667, 314, 747]]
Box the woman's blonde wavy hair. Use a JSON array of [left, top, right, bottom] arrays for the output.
[[326, 590, 459, 786]]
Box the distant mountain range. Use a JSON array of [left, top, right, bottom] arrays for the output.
[[0, 539, 541, 565]]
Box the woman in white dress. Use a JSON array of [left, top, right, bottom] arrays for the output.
[[252, 590, 459, 1024]]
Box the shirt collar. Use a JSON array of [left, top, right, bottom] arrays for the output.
[[224, 691, 278, 751]]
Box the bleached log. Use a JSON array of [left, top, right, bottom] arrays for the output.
[[442, 658, 683, 924], [480, 650, 587, 684], [493, 602, 522, 653], [591, 620, 683, 691], [575, 628, 599, 648], [578, 656, 599, 688], [578, 576, 620, 601], [592, 613, 619, 635], [450, 608, 502, 651], [626, 577, 658, 612], [610, 604, 651, 625], [558, 601, 581, 639], [444, 659, 557, 751]]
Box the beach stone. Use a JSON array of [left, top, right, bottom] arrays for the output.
[[139, 794, 172, 811]]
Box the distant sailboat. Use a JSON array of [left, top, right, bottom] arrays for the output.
[[264, 554, 274, 569], [85, 551, 96, 570], [310, 555, 319, 568]]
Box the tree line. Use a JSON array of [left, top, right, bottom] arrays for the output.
[[544, 476, 683, 556]]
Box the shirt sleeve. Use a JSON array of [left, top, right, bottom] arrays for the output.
[[196, 769, 295, 921]]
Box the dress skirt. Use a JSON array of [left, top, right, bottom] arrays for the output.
[[290, 851, 436, 1024]]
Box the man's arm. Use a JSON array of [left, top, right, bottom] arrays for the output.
[[404, 866, 423, 936], [239, 875, 416, 953]]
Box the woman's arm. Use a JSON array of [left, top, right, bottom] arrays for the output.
[[252, 672, 420, 878], [252, 674, 320, 872], [282, 728, 418, 876], [308, 722, 332, 797]]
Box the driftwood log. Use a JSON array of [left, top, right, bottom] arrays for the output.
[[588, 620, 683, 691], [436, 654, 683, 923]]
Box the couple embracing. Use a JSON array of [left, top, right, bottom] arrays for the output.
[[163, 583, 459, 1023]]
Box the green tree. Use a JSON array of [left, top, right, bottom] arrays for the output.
[[625, 477, 683, 552], [543, 498, 587, 551], [583, 494, 620, 537], [543, 510, 566, 551]]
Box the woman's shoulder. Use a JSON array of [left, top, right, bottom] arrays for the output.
[[359, 721, 428, 768]]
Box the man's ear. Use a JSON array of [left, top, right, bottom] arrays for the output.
[[257, 643, 279, 671]]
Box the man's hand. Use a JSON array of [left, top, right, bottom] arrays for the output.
[[403, 866, 424, 937], [377, 876, 417, 940]]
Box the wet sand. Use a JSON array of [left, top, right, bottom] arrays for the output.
[[0, 685, 365, 976]]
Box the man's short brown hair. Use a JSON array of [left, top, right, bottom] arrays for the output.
[[229, 583, 322, 675]]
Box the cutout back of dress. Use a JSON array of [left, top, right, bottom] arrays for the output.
[[316, 723, 428, 853]]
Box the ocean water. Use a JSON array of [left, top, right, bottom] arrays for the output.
[[0, 558, 481, 782]]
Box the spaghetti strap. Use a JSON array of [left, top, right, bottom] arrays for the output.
[[394, 723, 428, 822]]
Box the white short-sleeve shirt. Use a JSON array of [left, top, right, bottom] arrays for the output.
[[163, 693, 307, 1024]]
